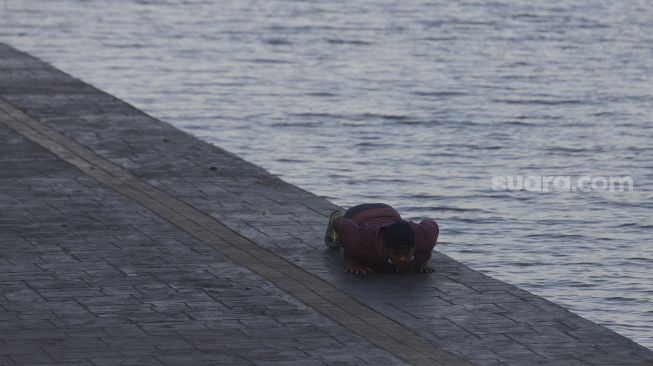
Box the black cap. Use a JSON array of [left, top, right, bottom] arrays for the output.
[[383, 220, 416, 250]]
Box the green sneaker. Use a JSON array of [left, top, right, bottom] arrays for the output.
[[324, 210, 342, 249]]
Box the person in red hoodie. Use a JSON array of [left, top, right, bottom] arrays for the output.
[[324, 203, 439, 273]]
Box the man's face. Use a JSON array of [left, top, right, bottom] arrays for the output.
[[385, 247, 415, 268]]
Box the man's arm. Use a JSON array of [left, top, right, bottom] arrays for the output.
[[336, 218, 373, 274], [412, 220, 439, 273]]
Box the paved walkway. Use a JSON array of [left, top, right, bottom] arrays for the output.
[[1, 43, 652, 365]]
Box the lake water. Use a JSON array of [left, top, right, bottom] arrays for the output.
[[2, 0, 652, 349]]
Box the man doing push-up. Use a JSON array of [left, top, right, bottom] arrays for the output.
[[324, 203, 439, 273]]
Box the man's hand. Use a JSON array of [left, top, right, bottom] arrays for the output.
[[345, 257, 373, 274], [414, 262, 434, 273]]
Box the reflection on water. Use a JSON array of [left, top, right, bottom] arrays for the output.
[[2, 0, 652, 349]]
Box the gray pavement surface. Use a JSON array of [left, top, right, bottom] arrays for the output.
[[1, 42, 652, 365], [0, 101, 410, 366]]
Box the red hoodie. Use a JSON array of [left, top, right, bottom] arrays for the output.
[[336, 206, 439, 272]]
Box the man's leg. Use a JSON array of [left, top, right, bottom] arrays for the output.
[[344, 203, 391, 219], [326, 203, 392, 249], [324, 210, 343, 248]]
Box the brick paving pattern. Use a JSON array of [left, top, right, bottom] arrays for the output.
[[1, 42, 652, 365], [0, 111, 414, 366]]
